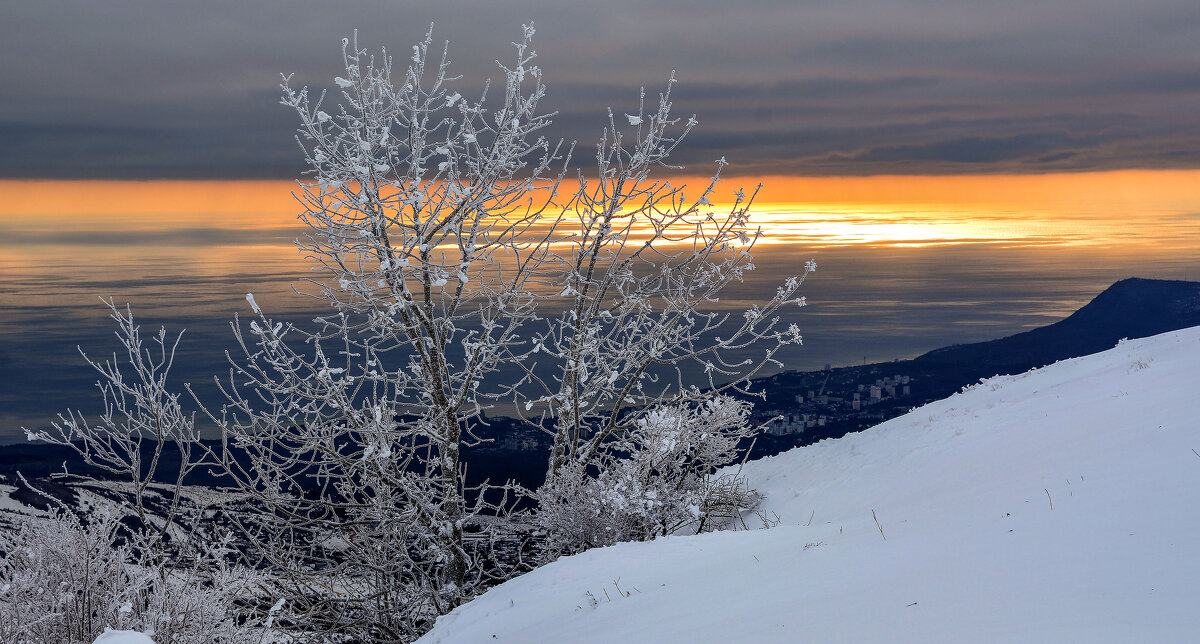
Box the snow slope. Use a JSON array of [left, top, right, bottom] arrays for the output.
[[420, 327, 1200, 643]]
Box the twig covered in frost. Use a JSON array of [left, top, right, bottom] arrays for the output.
[[25, 299, 209, 560]]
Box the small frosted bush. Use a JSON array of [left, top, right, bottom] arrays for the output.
[[0, 508, 262, 644]]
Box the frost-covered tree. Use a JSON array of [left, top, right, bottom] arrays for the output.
[[198, 23, 812, 638], [21, 22, 813, 644], [192, 26, 565, 640], [203, 22, 811, 639]]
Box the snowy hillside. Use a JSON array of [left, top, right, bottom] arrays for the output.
[[420, 327, 1200, 643]]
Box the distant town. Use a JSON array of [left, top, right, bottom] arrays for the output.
[[760, 368, 915, 437], [470, 361, 949, 462]]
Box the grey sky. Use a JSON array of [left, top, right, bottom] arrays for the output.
[[2, 0, 1198, 178]]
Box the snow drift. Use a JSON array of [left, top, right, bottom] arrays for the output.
[[420, 326, 1200, 643]]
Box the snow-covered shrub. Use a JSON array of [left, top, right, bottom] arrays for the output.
[[18, 302, 267, 642], [534, 395, 762, 555], [0, 509, 142, 644], [0, 508, 261, 644], [132, 532, 265, 644]]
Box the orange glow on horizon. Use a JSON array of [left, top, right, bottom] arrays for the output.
[[0, 180, 299, 230], [736, 169, 1200, 206], [3, 169, 1199, 211], [2, 170, 1198, 250]]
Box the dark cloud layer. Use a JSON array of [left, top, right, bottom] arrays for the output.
[[2, 0, 1198, 178]]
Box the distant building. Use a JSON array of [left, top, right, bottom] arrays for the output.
[[767, 414, 806, 436], [870, 385, 882, 401], [503, 435, 539, 450]]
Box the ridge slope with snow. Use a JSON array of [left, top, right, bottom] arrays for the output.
[[421, 327, 1200, 643]]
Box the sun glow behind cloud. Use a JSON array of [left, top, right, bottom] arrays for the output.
[[734, 170, 1200, 250], [1, 169, 1197, 258]]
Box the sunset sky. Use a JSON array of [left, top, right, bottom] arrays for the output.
[[3, 0, 1199, 179], [2, 1, 1199, 439]]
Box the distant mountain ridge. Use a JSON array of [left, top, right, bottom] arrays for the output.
[[739, 277, 1200, 455], [913, 277, 1200, 374], [2, 278, 1198, 487]]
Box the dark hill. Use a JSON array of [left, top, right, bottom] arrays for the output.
[[913, 278, 1200, 374], [745, 277, 1200, 456]]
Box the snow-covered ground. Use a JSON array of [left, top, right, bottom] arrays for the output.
[[92, 629, 156, 644], [421, 327, 1200, 643]]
